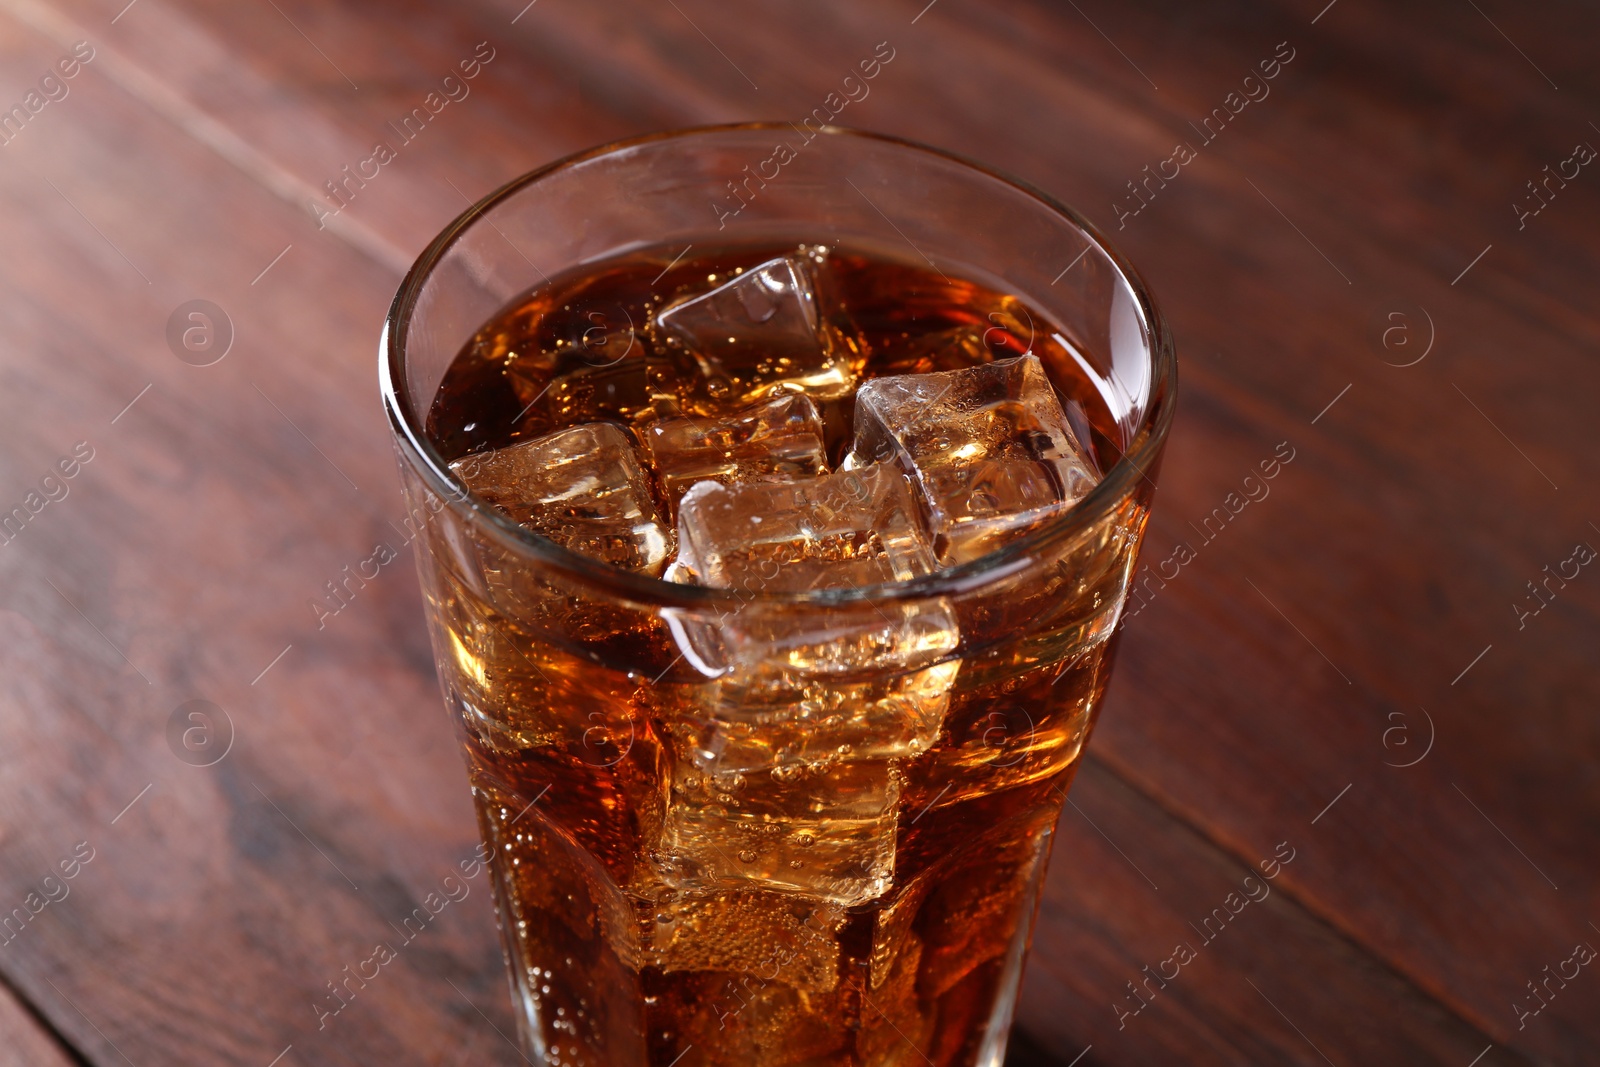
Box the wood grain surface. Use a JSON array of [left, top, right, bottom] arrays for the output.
[[0, 0, 1595, 1064], [0, 978, 80, 1067]]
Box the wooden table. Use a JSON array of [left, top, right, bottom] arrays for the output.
[[0, 0, 1595, 1063]]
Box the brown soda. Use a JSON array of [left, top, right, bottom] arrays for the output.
[[423, 242, 1140, 1066]]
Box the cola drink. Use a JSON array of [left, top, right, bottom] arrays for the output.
[[411, 239, 1148, 1067]]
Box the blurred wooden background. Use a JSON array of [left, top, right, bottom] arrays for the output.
[[0, 0, 1596, 1064]]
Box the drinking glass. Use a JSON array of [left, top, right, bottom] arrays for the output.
[[380, 125, 1176, 1067]]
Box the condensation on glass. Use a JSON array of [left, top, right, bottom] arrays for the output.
[[381, 126, 1175, 1067]]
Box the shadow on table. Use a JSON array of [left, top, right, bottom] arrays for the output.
[[1006, 1028, 1086, 1066]]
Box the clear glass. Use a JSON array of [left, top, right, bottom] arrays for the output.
[[381, 125, 1176, 1067]]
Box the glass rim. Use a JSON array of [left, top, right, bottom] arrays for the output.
[[380, 122, 1177, 609]]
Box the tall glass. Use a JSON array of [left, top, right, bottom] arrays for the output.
[[381, 126, 1175, 1067]]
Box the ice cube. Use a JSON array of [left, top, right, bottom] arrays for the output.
[[450, 422, 671, 573], [651, 757, 902, 907], [676, 464, 933, 595], [663, 464, 960, 771], [640, 394, 830, 518], [661, 554, 700, 586], [669, 464, 957, 669], [852, 353, 1099, 565], [655, 466, 961, 904], [684, 660, 958, 773], [870, 874, 933, 991], [858, 935, 931, 1066], [636, 882, 847, 993], [643, 970, 850, 1066], [655, 256, 856, 414]]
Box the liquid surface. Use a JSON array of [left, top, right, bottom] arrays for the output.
[[428, 243, 1119, 474], [421, 243, 1139, 1067]]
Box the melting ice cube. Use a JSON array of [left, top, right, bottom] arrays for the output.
[[636, 880, 847, 993], [666, 461, 958, 674], [682, 658, 958, 773], [449, 422, 671, 573], [674, 464, 933, 596], [852, 353, 1099, 565], [652, 757, 902, 907], [665, 464, 958, 678], [651, 466, 962, 903], [640, 394, 830, 519], [655, 256, 856, 413]]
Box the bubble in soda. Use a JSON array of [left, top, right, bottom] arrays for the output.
[[423, 240, 1127, 1066]]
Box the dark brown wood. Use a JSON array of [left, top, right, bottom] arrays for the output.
[[0, 0, 1595, 1063], [0, 979, 82, 1067], [1028, 761, 1539, 1065]]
